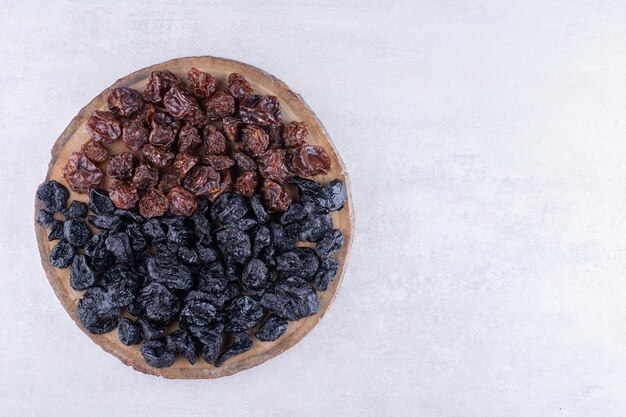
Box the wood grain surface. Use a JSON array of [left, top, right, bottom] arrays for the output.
[[33, 56, 354, 379]]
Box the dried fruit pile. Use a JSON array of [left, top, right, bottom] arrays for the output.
[[36, 69, 347, 369]]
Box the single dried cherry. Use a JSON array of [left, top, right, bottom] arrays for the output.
[[206, 91, 235, 119], [142, 144, 175, 168], [86, 111, 122, 143], [107, 87, 144, 118], [227, 73, 253, 101], [177, 123, 202, 152], [107, 152, 135, 179], [132, 162, 159, 189], [139, 188, 169, 218], [109, 180, 139, 210], [183, 166, 220, 195], [222, 117, 243, 141], [202, 154, 234, 171], [290, 145, 331, 176], [282, 121, 308, 148], [149, 112, 180, 149], [232, 151, 257, 172], [63, 152, 104, 193], [186, 67, 216, 99], [163, 85, 199, 120], [262, 179, 291, 212], [241, 125, 269, 157], [234, 171, 258, 197], [239, 94, 281, 126], [257, 148, 291, 184], [122, 119, 149, 151], [81, 139, 109, 163], [203, 125, 226, 155], [168, 186, 197, 216], [144, 70, 181, 103], [172, 152, 199, 178]]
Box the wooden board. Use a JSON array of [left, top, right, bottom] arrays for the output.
[[33, 56, 354, 379]]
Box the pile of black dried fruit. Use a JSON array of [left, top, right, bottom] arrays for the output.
[[36, 173, 346, 368], [62, 68, 334, 216]]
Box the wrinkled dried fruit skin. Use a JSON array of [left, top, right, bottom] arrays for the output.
[[207, 169, 234, 203], [149, 112, 180, 149], [239, 94, 281, 126], [100, 263, 141, 307], [268, 123, 283, 148], [122, 119, 149, 151], [187, 67, 216, 99], [216, 226, 251, 264], [143, 70, 181, 103], [37, 180, 69, 213], [234, 171, 258, 197], [168, 186, 197, 216], [139, 188, 169, 218], [216, 333, 253, 367], [65, 201, 88, 218], [166, 329, 196, 364], [172, 152, 199, 177], [316, 229, 344, 258], [109, 180, 139, 210], [118, 318, 142, 345], [211, 193, 249, 224], [64, 218, 91, 247], [314, 257, 339, 291], [222, 117, 243, 141], [164, 85, 200, 120], [63, 152, 104, 193], [157, 172, 181, 194], [282, 121, 308, 148], [232, 151, 257, 172], [206, 91, 235, 119], [262, 179, 291, 212], [202, 154, 234, 171], [86, 110, 122, 143], [132, 162, 159, 190], [137, 318, 165, 340], [107, 152, 135, 179], [107, 87, 144, 118], [223, 296, 264, 332], [326, 179, 346, 211], [141, 339, 176, 368], [290, 145, 332, 176], [49, 239, 75, 268], [242, 258, 269, 292], [257, 148, 291, 184], [261, 277, 320, 321], [88, 188, 115, 214], [177, 123, 202, 152], [38, 209, 54, 228], [138, 282, 180, 322], [280, 203, 306, 224], [255, 315, 288, 342], [148, 255, 193, 291], [78, 287, 120, 334], [48, 220, 64, 241], [142, 144, 175, 168], [203, 125, 226, 154], [81, 139, 110, 163], [227, 72, 253, 101], [105, 232, 133, 263], [300, 213, 333, 242], [183, 166, 220, 196], [241, 125, 269, 157]]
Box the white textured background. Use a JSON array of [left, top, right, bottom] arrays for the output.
[[1, 1, 626, 416]]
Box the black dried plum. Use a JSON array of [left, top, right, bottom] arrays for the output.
[[105, 232, 133, 263], [180, 300, 217, 328], [137, 317, 165, 340], [280, 203, 306, 224], [211, 193, 249, 225], [166, 329, 196, 364], [118, 317, 142, 345], [261, 277, 320, 321], [314, 257, 339, 291], [215, 332, 253, 367], [84, 231, 114, 272], [126, 223, 147, 252], [223, 295, 264, 332], [88, 214, 122, 231], [141, 219, 166, 242], [48, 220, 64, 241], [49, 239, 75, 268], [89, 188, 115, 214], [63, 218, 91, 247], [316, 229, 344, 258], [138, 282, 180, 323], [250, 194, 269, 223], [141, 339, 176, 368], [326, 179, 346, 211], [70, 254, 96, 291], [255, 315, 288, 342], [242, 258, 270, 293], [37, 180, 69, 213], [37, 209, 54, 228], [147, 255, 193, 291], [77, 287, 120, 334], [100, 263, 141, 307], [269, 221, 300, 253], [216, 226, 251, 264], [67, 201, 88, 218], [299, 213, 333, 242]]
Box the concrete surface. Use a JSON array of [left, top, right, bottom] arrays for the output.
[[1, 1, 626, 416]]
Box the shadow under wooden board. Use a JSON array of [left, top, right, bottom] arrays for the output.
[[34, 56, 354, 379]]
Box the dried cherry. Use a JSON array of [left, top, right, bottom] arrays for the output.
[[206, 91, 235, 119], [109, 180, 139, 210], [172, 152, 199, 178], [86, 110, 122, 143], [157, 172, 181, 193], [186, 67, 216, 99], [177, 122, 202, 152], [132, 162, 159, 190], [183, 166, 220, 196], [122, 118, 149, 151], [202, 154, 234, 171], [257, 148, 291, 184], [239, 94, 281, 126], [262, 179, 291, 212], [81, 139, 109, 163], [163, 85, 199, 120], [168, 186, 197, 216], [282, 121, 308, 148], [107, 152, 135, 179], [241, 125, 269, 157], [203, 125, 226, 155], [227, 72, 253, 101], [222, 117, 243, 141], [290, 145, 331, 176], [142, 144, 175, 168], [144, 70, 181, 103], [63, 152, 104, 193], [107, 87, 144, 118], [139, 188, 169, 218], [234, 171, 258, 197]]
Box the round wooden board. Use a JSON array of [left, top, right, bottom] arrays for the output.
[[34, 56, 354, 379]]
